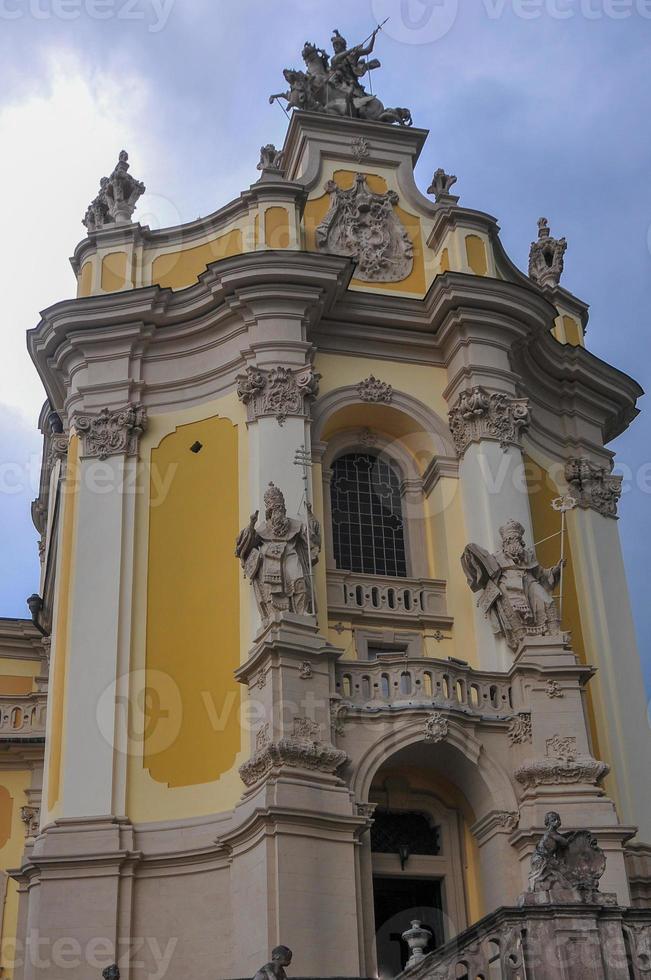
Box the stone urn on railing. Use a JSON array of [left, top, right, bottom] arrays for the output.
[[402, 920, 432, 969]]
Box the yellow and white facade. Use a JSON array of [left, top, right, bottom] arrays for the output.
[[1, 110, 650, 979]]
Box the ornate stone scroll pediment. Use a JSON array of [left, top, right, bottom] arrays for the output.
[[448, 386, 530, 457], [236, 365, 321, 425], [74, 404, 147, 460], [565, 456, 622, 519], [315, 174, 414, 283]]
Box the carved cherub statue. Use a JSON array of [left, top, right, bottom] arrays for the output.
[[253, 946, 293, 980], [528, 811, 570, 892]]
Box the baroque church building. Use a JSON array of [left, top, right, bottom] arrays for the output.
[[0, 26, 650, 980]]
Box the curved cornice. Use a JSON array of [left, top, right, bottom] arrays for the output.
[[28, 249, 642, 451]]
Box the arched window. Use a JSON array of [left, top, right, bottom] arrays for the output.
[[330, 452, 407, 577]]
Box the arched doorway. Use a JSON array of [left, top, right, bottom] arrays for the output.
[[368, 749, 477, 979]]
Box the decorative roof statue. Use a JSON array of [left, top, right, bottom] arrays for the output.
[[235, 483, 321, 625], [82, 150, 146, 233], [316, 173, 414, 282], [257, 144, 285, 180], [270, 24, 412, 126], [427, 168, 459, 204], [253, 946, 293, 980], [529, 217, 567, 288], [461, 519, 565, 651], [525, 812, 608, 905]]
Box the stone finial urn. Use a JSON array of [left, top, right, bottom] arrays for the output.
[[402, 920, 431, 968]]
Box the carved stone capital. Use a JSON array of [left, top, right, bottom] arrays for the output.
[[236, 364, 321, 425], [357, 375, 393, 404], [515, 756, 609, 790], [74, 404, 147, 460], [448, 387, 530, 457], [565, 456, 622, 519], [48, 434, 70, 468], [239, 736, 348, 788]]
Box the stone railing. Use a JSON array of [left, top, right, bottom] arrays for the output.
[[327, 569, 451, 629], [334, 655, 514, 718], [0, 692, 47, 739], [398, 904, 651, 980]]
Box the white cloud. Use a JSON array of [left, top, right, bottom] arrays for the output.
[[0, 50, 157, 424]]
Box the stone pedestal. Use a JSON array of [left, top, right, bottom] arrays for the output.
[[227, 615, 369, 979]]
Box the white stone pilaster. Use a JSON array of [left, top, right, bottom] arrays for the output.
[[458, 442, 535, 670]]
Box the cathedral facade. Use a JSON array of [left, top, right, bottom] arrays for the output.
[[0, 29, 650, 980]]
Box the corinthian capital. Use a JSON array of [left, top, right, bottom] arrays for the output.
[[448, 386, 530, 457], [75, 404, 148, 460], [565, 457, 622, 519]]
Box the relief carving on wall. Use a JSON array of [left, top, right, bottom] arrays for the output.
[[75, 404, 148, 460], [236, 365, 321, 425], [424, 712, 449, 744], [357, 375, 393, 404], [565, 457, 622, 519], [448, 386, 530, 457], [315, 174, 414, 283]]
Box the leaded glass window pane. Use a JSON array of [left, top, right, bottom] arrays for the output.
[[330, 452, 407, 577]]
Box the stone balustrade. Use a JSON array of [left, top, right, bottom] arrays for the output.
[[326, 569, 452, 630], [0, 692, 47, 739], [334, 655, 514, 718], [398, 903, 651, 980]]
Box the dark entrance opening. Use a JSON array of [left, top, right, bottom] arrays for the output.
[[373, 875, 444, 978]]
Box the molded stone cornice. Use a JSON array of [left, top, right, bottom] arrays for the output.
[[29, 251, 353, 415]]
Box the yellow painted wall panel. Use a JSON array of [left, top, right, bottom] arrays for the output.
[[0, 771, 30, 980], [465, 235, 488, 277], [100, 251, 128, 292], [145, 417, 241, 787], [563, 315, 583, 347], [150, 229, 243, 290], [525, 456, 602, 763], [78, 261, 93, 297], [264, 207, 290, 249], [0, 676, 32, 696]]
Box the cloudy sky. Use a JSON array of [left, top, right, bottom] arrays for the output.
[[0, 0, 649, 692]]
